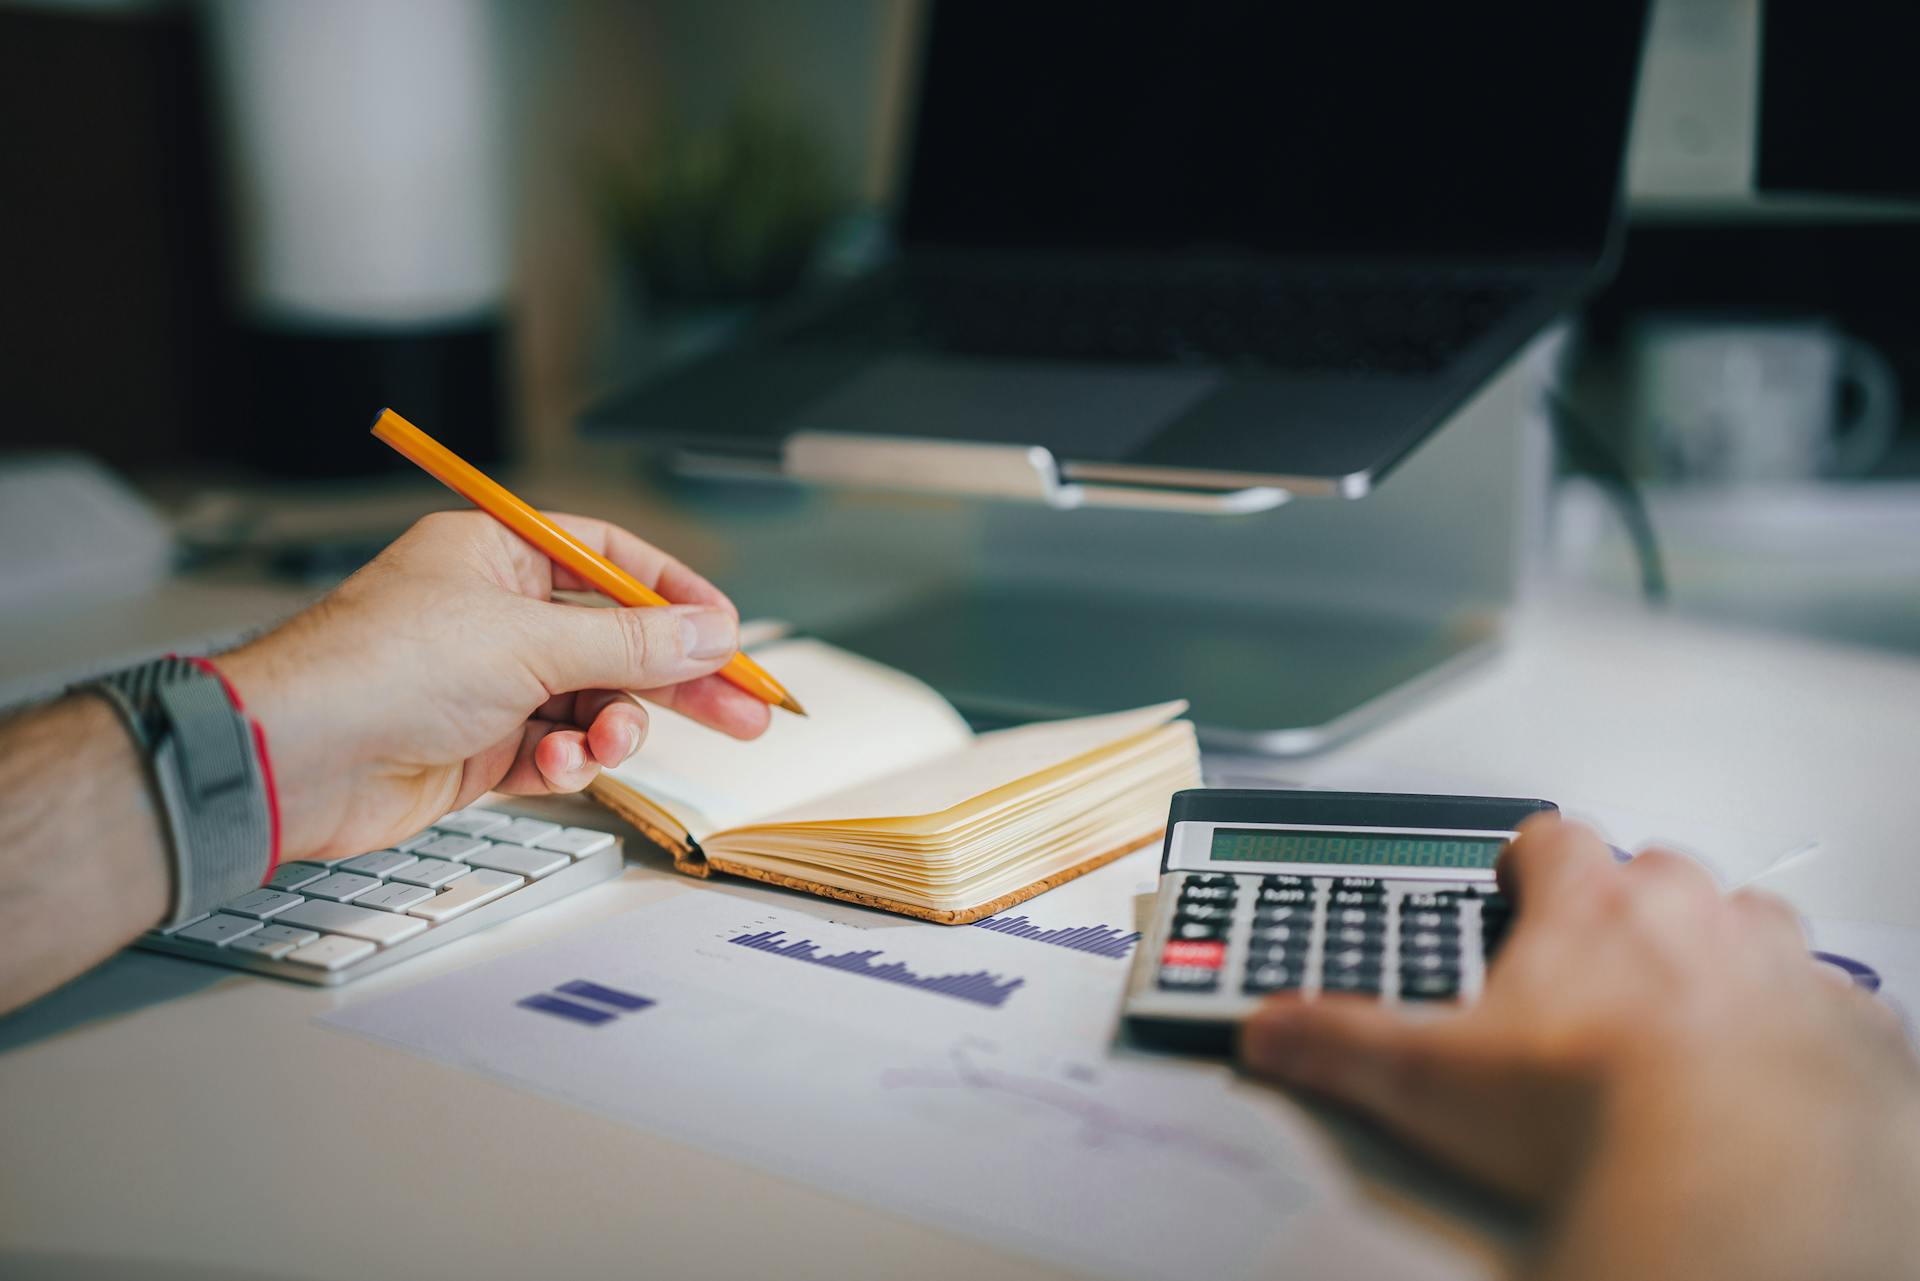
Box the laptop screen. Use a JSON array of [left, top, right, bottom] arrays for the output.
[[902, 2, 1648, 259]]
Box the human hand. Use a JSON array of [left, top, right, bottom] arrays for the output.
[[1239, 817, 1920, 1207], [216, 510, 770, 863]]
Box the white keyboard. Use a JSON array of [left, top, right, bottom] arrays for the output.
[[137, 808, 623, 985]]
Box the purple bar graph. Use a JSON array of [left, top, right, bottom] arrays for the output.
[[728, 929, 1026, 1009], [971, 914, 1140, 960]]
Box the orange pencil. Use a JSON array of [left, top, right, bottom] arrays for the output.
[[371, 408, 806, 716]]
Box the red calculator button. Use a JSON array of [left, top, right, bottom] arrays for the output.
[[1161, 940, 1226, 969]]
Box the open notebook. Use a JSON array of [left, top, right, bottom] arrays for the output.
[[588, 637, 1200, 923]]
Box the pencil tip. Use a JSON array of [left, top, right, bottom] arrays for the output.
[[779, 694, 809, 717]]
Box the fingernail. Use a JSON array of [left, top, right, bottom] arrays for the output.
[[678, 607, 737, 660], [622, 724, 642, 761], [560, 741, 584, 772]]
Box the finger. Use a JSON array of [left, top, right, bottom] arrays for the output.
[[638, 672, 772, 741], [491, 720, 587, 795], [1729, 887, 1806, 947], [533, 728, 599, 793], [524, 599, 739, 695], [585, 698, 649, 767], [1621, 845, 1721, 897], [1497, 815, 1616, 910], [1242, 996, 1484, 1132], [544, 514, 737, 612]]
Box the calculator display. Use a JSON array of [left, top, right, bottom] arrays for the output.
[[1209, 828, 1505, 869]]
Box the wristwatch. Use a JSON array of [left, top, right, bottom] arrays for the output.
[[77, 656, 278, 926]]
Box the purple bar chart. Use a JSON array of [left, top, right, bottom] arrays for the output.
[[972, 914, 1141, 959], [728, 929, 1027, 1009]]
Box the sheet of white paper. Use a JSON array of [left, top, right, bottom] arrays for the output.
[[322, 892, 1350, 1281], [604, 638, 973, 834]]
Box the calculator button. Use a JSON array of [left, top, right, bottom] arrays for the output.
[[1179, 884, 1237, 904], [1321, 966, 1383, 994], [1157, 966, 1221, 992], [1325, 945, 1384, 970], [1335, 876, 1382, 890], [1399, 950, 1459, 974], [1257, 887, 1314, 907], [1400, 972, 1460, 1000], [1243, 963, 1306, 994], [1246, 939, 1312, 968], [1330, 889, 1381, 908], [1402, 909, 1457, 931], [1252, 905, 1310, 928], [1260, 874, 1310, 887], [1186, 873, 1236, 887], [1330, 907, 1385, 928], [1161, 940, 1226, 969], [1174, 903, 1235, 924], [1171, 919, 1230, 942], [1403, 928, 1460, 951], [1325, 924, 1387, 948], [1247, 923, 1309, 947]]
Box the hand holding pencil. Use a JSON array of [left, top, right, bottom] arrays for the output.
[[371, 408, 805, 717]]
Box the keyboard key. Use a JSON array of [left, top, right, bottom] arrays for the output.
[[301, 872, 382, 903], [433, 809, 510, 838], [464, 844, 569, 881], [220, 889, 306, 920], [489, 817, 561, 847], [393, 831, 441, 853], [250, 923, 319, 949], [227, 924, 318, 959], [407, 868, 524, 924], [152, 912, 210, 936], [389, 858, 469, 888], [285, 934, 378, 972], [174, 913, 263, 947], [340, 850, 419, 880], [277, 899, 429, 946], [265, 862, 328, 893], [412, 834, 491, 862], [352, 881, 436, 913], [534, 827, 617, 858]]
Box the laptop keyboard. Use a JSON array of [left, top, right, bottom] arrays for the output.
[[796, 262, 1528, 375], [137, 808, 623, 985]]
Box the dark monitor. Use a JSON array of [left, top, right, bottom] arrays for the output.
[[902, 2, 1647, 263]]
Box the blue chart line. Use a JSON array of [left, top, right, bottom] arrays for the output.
[[728, 929, 1026, 1008], [972, 914, 1140, 960]]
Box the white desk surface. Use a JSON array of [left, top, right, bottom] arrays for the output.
[[2, 580, 1915, 1280]]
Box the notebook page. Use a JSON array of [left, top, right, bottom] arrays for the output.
[[753, 701, 1188, 826], [600, 637, 973, 837]]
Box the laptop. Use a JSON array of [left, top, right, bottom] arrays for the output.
[[585, 1, 1650, 499]]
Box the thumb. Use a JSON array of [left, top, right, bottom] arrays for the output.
[[532, 601, 738, 694], [1242, 994, 1466, 1121]]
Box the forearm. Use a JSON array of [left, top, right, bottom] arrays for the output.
[[0, 697, 171, 1013], [1536, 1058, 1920, 1281]]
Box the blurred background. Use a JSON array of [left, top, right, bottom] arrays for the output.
[[3, 0, 1918, 715]]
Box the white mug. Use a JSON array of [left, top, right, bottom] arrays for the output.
[[1622, 316, 1899, 483]]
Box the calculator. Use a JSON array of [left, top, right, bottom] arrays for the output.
[[1123, 789, 1555, 1052]]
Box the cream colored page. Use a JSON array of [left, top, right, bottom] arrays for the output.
[[753, 701, 1188, 826], [602, 637, 973, 837]]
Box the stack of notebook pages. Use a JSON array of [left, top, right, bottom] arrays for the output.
[[590, 637, 1200, 923]]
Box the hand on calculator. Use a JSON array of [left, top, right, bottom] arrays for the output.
[[1239, 816, 1920, 1277]]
